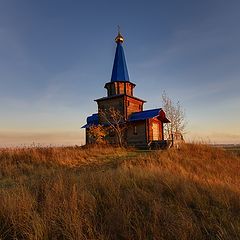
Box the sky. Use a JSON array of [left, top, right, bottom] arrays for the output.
[[0, 0, 240, 147]]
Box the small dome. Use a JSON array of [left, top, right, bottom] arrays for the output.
[[115, 32, 124, 43]]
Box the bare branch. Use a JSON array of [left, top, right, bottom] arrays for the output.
[[99, 107, 126, 147]]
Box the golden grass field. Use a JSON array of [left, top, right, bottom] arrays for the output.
[[0, 144, 240, 240]]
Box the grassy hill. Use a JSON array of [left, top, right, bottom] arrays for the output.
[[0, 144, 239, 240]]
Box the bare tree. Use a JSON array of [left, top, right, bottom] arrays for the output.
[[162, 91, 186, 140], [99, 107, 126, 147]]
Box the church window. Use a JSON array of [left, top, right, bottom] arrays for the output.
[[111, 85, 115, 95], [117, 82, 120, 94], [133, 125, 137, 135]]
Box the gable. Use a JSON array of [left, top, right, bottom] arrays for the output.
[[129, 108, 170, 123]]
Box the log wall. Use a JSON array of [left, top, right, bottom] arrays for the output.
[[126, 121, 147, 146]]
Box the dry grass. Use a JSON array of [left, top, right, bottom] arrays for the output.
[[0, 144, 240, 240]]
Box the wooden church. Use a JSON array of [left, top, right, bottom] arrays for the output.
[[82, 31, 170, 148]]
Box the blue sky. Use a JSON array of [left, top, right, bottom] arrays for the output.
[[0, 0, 240, 146]]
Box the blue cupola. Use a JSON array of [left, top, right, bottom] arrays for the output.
[[111, 31, 130, 82]]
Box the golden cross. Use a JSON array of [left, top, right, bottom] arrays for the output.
[[117, 25, 121, 34]]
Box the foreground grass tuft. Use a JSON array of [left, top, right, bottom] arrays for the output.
[[0, 144, 240, 240]]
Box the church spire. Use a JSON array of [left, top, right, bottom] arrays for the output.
[[111, 29, 129, 82]]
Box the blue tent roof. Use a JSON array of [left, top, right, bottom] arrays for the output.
[[81, 113, 98, 128], [129, 108, 162, 122], [111, 43, 129, 82], [82, 109, 169, 128]]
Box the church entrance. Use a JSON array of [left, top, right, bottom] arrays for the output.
[[152, 122, 160, 141]]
